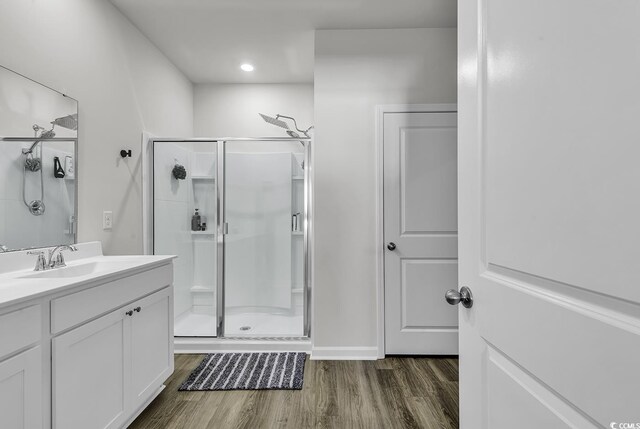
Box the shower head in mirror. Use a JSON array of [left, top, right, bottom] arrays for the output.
[[51, 113, 78, 131]]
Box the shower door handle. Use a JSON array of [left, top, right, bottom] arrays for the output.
[[223, 222, 229, 235]]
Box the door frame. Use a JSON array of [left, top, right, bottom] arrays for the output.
[[375, 103, 458, 358]]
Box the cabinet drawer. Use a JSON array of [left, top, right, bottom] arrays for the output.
[[0, 304, 41, 360], [51, 263, 172, 334]]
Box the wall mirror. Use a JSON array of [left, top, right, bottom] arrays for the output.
[[0, 65, 78, 252]]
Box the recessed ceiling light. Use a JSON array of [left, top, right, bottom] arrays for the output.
[[240, 63, 254, 72]]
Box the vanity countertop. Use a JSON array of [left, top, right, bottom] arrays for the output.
[[0, 241, 175, 310]]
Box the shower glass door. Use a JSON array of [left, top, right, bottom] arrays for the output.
[[153, 140, 218, 337], [222, 140, 307, 337]]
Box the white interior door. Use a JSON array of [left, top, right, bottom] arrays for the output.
[[459, 0, 640, 427], [384, 110, 458, 354]]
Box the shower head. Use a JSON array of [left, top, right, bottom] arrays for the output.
[[259, 113, 290, 130], [260, 113, 313, 139], [51, 113, 78, 131]]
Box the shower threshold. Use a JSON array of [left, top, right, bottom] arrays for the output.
[[174, 337, 311, 354]]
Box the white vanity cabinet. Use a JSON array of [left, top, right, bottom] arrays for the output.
[[0, 304, 44, 429], [0, 246, 174, 429], [51, 265, 174, 429], [53, 287, 172, 429]]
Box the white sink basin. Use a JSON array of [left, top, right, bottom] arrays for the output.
[[18, 261, 127, 279]]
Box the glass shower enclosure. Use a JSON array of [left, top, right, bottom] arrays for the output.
[[152, 138, 310, 339]]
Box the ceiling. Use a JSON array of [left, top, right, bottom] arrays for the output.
[[110, 0, 457, 84]]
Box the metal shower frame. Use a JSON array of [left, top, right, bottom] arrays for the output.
[[150, 137, 312, 339]]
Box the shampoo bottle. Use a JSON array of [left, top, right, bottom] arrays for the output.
[[191, 209, 201, 231]]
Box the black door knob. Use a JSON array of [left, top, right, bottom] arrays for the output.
[[387, 242, 396, 251]]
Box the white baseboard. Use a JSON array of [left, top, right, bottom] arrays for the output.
[[311, 346, 379, 360]]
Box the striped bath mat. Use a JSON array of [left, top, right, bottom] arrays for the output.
[[179, 352, 306, 391]]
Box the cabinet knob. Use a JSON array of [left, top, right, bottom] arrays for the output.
[[125, 310, 133, 316], [134, 306, 141, 313]]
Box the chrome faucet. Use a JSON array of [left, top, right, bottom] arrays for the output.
[[27, 250, 48, 271], [47, 245, 78, 269], [0, 244, 8, 253], [27, 244, 79, 271]]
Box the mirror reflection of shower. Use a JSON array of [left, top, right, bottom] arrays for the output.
[[21, 114, 78, 216]]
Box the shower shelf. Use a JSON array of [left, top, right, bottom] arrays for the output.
[[292, 176, 304, 180], [191, 175, 215, 180], [292, 231, 303, 236], [191, 231, 214, 236]]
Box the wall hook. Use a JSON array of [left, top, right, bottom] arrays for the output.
[[120, 149, 132, 158]]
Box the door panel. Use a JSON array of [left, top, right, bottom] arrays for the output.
[[131, 288, 173, 407], [401, 127, 458, 233], [402, 260, 458, 328], [53, 310, 130, 429], [384, 111, 458, 354], [0, 347, 42, 429], [487, 348, 596, 429], [459, 0, 640, 426], [484, 0, 640, 303], [481, 278, 640, 425]]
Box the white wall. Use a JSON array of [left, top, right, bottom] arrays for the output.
[[194, 84, 313, 137], [0, 0, 194, 254], [313, 29, 457, 356]]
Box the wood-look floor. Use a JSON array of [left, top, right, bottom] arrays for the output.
[[129, 354, 459, 429]]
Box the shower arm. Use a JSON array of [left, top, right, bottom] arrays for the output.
[[276, 115, 314, 137]]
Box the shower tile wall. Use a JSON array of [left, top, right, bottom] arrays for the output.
[[291, 153, 305, 316], [154, 142, 217, 337], [154, 143, 194, 322], [188, 150, 216, 315]]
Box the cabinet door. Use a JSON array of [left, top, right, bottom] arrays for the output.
[[53, 309, 131, 429], [0, 347, 42, 429], [130, 287, 173, 408]]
